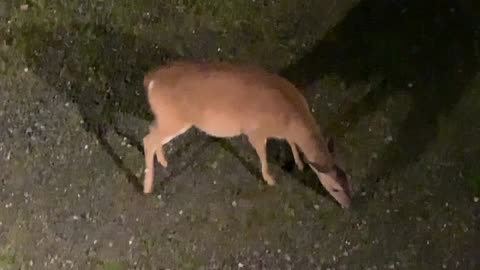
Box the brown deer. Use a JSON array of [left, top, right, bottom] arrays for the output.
[[142, 60, 352, 208]]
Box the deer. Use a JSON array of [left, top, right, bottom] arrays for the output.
[[141, 60, 352, 208]]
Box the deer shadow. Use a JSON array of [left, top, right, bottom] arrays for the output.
[[279, 0, 478, 191], [12, 0, 477, 200], [12, 23, 182, 191], [11, 22, 270, 192]]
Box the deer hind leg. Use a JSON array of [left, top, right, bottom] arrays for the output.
[[247, 133, 276, 186], [143, 120, 190, 194], [288, 140, 304, 171]]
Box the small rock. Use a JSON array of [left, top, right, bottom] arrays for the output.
[[238, 262, 244, 268], [20, 4, 29, 11], [86, 247, 96, 257], [474, 197, 479, 203], [211, 161, 218, 169]]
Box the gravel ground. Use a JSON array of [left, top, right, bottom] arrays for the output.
[[0, 0, 479, 269]]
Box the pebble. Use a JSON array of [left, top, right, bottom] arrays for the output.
[[474, 197, 479, 203], [238, 262, 244, 268]]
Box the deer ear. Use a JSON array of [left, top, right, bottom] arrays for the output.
[[327, 137, 335, 154]]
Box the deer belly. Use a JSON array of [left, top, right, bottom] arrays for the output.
[[194, 115, 243, 138]]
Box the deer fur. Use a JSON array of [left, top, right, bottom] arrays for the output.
[[142, 60, 352, 208]]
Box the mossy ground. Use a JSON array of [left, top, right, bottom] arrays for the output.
[[0, 0, 479, 269]]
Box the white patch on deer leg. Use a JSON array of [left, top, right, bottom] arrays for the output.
[[148, 80, 155, 94]]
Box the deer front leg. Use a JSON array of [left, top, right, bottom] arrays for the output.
[[247, 134, 276, 186], [288, 140, 304, 171]]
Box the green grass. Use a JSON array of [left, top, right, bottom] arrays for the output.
[[467, 175, 480, 194], [96, 260, 127, 270], [3, 0, 354, 71], [0, 254, 16, 269]]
